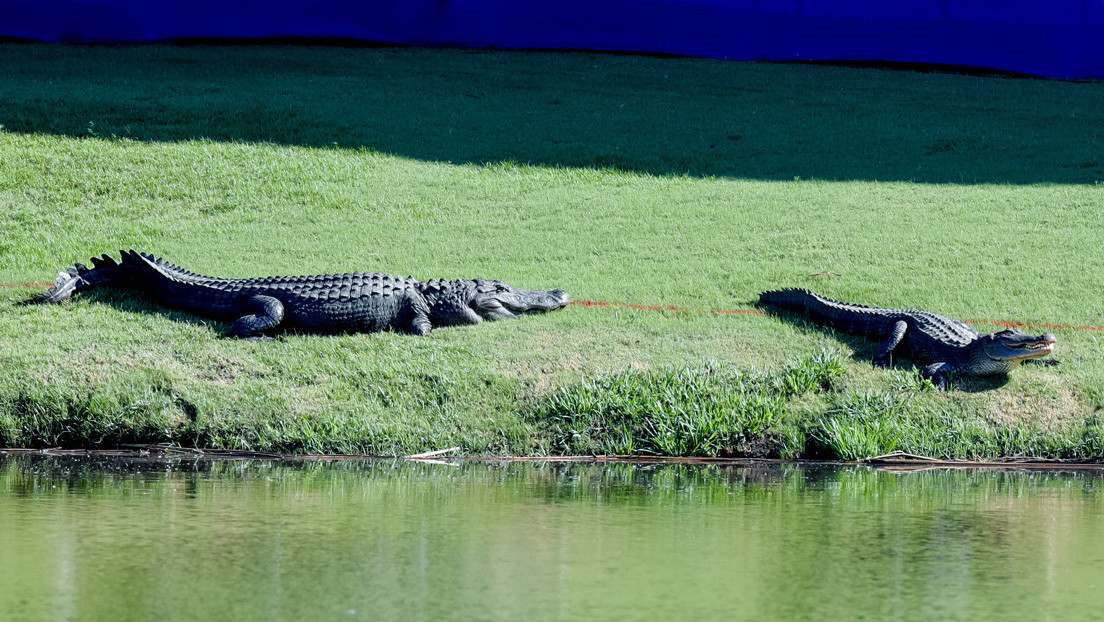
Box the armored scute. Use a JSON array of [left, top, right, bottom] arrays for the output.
[[24, 251, 570, 338]]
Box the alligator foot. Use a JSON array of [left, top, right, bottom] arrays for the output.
[[409, 315, 433, 335], [925, 375, 949, 391], [228, 295, 286, 339], [921, 363, 951, 391]]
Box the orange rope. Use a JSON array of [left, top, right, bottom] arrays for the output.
[[569, 299, 766, 316], [965, 318, 1104, 332], [5, 282, 1102, 332], [570, 300, 1104, 332]]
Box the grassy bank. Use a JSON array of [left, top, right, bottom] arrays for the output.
[[1, 43, 1102, 458]]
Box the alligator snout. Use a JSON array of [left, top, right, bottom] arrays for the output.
[[506, 288, 571, 313], [549, 289, 570, 308]]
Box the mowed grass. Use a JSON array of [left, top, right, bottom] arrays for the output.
[[1, 43, 1102, 457]]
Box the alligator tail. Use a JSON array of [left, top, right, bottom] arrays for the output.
[[758, 288, 818, 312], [760, 288, 856, 332], [20, 252, 140, 305], [759, 288, 899, 335]]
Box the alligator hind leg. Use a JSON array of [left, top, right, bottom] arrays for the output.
[[873, 320, 908, 368], [402, 292, 434, 335], [408, 312, 433, 335], [229, 295, 285, 339]]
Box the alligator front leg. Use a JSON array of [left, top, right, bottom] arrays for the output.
[[920, 362, 954, 391], [872, 320, 908, 368], [229, 295, 285, 339]]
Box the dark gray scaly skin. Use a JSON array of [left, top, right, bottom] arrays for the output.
[[22, 251, 570, 338], [759, 288, 1056, 390]]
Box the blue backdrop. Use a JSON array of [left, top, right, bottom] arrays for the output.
[[3, 0, 1102, 79]]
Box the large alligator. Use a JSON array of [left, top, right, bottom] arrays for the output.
[[22, 250, 570, 338], [759, 288, 1056, 389]]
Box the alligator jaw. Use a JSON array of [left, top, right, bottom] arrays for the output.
[[985, 331, 1057, 362]]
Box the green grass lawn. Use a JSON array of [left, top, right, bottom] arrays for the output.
[[1, 43, 1102, 458]]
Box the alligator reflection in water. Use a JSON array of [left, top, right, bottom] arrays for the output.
[[0, 456, 1101, 620]]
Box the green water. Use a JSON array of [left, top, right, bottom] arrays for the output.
[[1, 456, 1101, 621]]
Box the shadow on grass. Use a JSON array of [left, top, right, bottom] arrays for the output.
[[68, 289, 408, 339], [80, 289, 229, 335], [2, 42, 1103, 183]]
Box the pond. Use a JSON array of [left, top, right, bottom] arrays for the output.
[[0, 455, 1101, 621]]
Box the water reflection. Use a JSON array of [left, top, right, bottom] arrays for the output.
[[0, 455, 1100, 621]]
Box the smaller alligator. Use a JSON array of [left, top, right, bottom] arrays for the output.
[[22, 251, 570, 338], [759, 288, 1056, 389]]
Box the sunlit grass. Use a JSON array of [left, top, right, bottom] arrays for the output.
[[1, 43, 1102, 456]]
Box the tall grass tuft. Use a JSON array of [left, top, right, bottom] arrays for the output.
[[809, 391, 1104, 461], [535, 351, 844, 457]]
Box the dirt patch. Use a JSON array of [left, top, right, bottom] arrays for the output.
[[202, 356, 248, 384], [989, 388, 1083, 427]]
